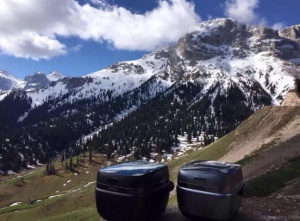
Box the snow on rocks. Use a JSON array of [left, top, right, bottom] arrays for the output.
[[7, 170, 16, 175], [84, 181, 96, 188], [48, 194, 64, 199]]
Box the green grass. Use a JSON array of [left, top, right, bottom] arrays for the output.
[[0, 186, 96, 221], [0, 154, 105, 221], [38, 207, 98, 221], [244, 157, 300, 197], [168, 194, 178, 205]]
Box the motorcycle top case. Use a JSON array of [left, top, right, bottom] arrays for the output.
[[177, 160, 245, 221], [95, 161, 174, 221]]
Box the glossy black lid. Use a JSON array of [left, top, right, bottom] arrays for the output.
[[99, 161, 166, 176], [180, 160, 241, 175]]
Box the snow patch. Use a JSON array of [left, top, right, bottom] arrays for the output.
[[10, 202, 23, 207], [48, 194, 64, 199]]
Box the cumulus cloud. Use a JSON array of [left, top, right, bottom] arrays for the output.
[[224, 0, 260, 24], [0, 33, 66, 60], [0, 0, 200, 60], [272, 22, 285, 30], [224, 0, 286, 29]]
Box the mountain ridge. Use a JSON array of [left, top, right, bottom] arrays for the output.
[[0, 70, 67, 92], [0, 18, 300, 172]]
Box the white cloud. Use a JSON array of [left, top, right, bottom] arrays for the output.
[[272, 22, 285, 30], [224, 0, 260, 24], [0, 0, 200, 60], [70, 45, 82, 53], [0, 32, 66, 60], [224, 0, 286, 29]]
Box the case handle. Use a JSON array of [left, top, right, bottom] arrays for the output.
[[239, 183, 246, 196]]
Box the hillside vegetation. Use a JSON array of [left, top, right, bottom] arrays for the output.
[[0, 105, 300, 220]]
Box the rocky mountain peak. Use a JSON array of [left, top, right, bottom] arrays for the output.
[[0, 69, 10, 77], [172, 18, 300, 63], [24, 72, 46, 80], [23, 72, 50, 91], [47, 71, 66, 82], [249, 26, 279, 39], [279, 24, 300, 40], [0, 70, 23, 91]]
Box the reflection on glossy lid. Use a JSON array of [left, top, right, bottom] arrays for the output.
[[100, 161, 166, 176], [181, 160, 241, 175]]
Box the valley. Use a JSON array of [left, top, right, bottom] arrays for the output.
[[1, 94, 300, 220]]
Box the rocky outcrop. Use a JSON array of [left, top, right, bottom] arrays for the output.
[[279, 25, 300, 40], [0, 70, 22, 91], [171, 18, 300, 62], [108, 63, 145, 74], [281, 91, 300, 106], [23, 72, 50, 91], [65, 77, 93, 90]]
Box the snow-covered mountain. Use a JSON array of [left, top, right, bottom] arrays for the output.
[[0, 70, 23, 92], [47, 71, 67, 82], [5, 18, 299, 107], [2, 18, 299, 105], [170, 18, 300, 104], [0, 71, 68, 93], [1, 18, 300, 172], [22, 72, 50, 91]]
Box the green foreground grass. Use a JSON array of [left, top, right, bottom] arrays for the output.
[[0, 155, 106, 221], [245, 157, 300, 197]]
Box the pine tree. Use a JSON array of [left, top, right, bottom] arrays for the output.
[[187, 125, 192, 143], [89, 150, 92, 162], [51, 163, 55, 174], [295, 78, 300, 94], [69, 158, 73, 171], [61, 154, 64, 166], [46, 163, 50, 174]]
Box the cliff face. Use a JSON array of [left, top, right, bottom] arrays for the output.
[[281, 91, 300, 106]]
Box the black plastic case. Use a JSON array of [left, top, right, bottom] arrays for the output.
[[96, 161, 174, 221], [177, 160, 245, 221]]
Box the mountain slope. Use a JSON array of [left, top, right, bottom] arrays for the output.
[[0, 95, 300, 221], [167, 95, 300, 181], [0, 71, 67, 93], [1, 18, 300, 172], [46, 71, 66, 82], [220, 105, 300, 164], [0, 70, 24, 92]]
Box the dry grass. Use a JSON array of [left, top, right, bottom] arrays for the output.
[[0, 153, 106, 220]]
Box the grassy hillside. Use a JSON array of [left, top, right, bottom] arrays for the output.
[[0, 156, 104, 221]]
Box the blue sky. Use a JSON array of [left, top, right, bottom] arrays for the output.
[[0, 0, 299, 79]]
